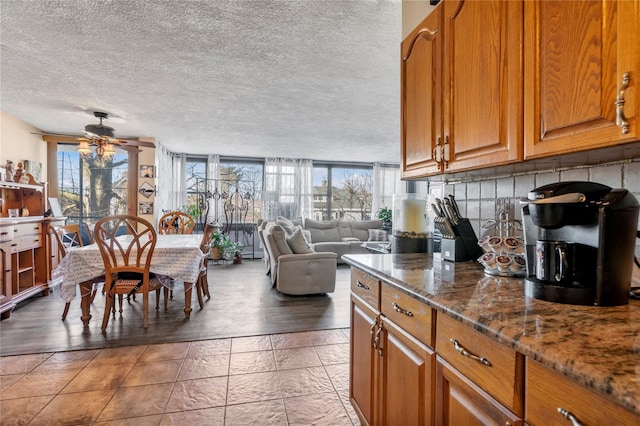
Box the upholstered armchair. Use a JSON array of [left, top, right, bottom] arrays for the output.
[[261, 223, 337, 295]]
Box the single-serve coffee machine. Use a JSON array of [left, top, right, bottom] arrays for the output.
[[521, 181, 639, 306]]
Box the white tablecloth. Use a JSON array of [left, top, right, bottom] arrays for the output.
[[53, 234, 204, 302]]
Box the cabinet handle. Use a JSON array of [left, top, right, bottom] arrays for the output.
[[616, 72, 630, 134], [443, 135, 450, 169], [375, 324, 383, 356], [1, 232, 8, 236], [450, 338, 492, 366], [433, 136, 442, 164], [392, 302, 413, 317], [557, 407, 584, 426], [356, 281, 370, 290], [11, 243, 17, 247]]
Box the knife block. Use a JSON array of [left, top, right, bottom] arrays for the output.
[[441, 219, 483, 262], [453, 219, 483, 259], [441, 238, 470, 262]]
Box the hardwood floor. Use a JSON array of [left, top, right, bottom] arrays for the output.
[[0, 260, 352, 357]]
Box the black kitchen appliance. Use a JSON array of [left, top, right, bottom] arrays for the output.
[[521, 181, 639, 306]]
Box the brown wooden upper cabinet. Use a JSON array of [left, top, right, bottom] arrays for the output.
[[402, 0, 639, 178], [524, 0, 639, 158], [401, 0, 523, 178]]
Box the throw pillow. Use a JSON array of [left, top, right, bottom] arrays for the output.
[[276, 216, 296, 235], [368, 229, 389, 241], [270, 225, 293, 256], [286, 228, 315, 254]]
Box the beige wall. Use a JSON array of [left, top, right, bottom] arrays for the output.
[[0, 110, 47, 182], [402, 0, 436, 40]]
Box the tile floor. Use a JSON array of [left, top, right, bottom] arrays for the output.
[[0, 329, 361, 425]]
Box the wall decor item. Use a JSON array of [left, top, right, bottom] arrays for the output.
[[139, 201, 153, 214], [140, 165, 155, 178], [138, 182, 155, 199]]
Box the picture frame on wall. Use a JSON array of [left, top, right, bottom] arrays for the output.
[[140, 165, 155, 178], [138, 181, 155, 199], [139, 201, 153, 215]]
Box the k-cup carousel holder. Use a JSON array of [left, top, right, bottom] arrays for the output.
[[478, 212, 526, 277]]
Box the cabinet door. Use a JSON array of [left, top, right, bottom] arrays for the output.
[[524, 0, 639, 158], [436, 357, 523, 426], [443, 0, 523, 172], [0, 242, 12, 316], [380, 318, 435, 425], [350, 295, 378, 426], [401, 6, 443, 178]]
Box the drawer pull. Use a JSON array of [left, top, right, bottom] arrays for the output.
[[11, 243, 18, 247], [392, 302, 413, 317], [557, 407, 584, 426], [1, 232, 8, 235], [356, 281, 370, 290], [450, 338, 492, 366]]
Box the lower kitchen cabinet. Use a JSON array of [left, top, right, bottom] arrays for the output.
[[436, 357, 523, 426], [350, 294, 378, 425], [526, 359, 639, 426], [379, 317, 435, 425]]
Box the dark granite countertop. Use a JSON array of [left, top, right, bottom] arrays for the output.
[[343, 253, 640, 415]]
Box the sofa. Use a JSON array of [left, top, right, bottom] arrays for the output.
[[257, 216, 389, 296]]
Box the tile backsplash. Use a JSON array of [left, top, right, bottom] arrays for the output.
[[431, 159, 640, 246]]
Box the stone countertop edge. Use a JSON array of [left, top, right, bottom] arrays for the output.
[[343, 253, 640, 416]]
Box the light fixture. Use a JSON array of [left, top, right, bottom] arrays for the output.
[[77, 111, 118, 160]]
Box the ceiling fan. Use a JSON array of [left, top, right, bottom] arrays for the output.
[[33, 111, 156, 151]]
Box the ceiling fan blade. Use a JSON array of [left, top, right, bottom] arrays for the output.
[[115, 138, 156, 148], [32, 131, 83, 139]]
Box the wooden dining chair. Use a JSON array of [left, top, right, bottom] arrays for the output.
[[196, 223, 217, 307], [94, 215, 166, 331], [83, 222, 96, 244], [52, 224, 102, 320], [158, 211, 196, 300], [158, 211, 196, 235]]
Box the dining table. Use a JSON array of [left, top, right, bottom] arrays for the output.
[[54, 234, 205, 326]]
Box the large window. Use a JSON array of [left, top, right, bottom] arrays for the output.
[[313, 164, 373, 221], [57, 144, 129, 227]]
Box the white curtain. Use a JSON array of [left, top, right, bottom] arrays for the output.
[[263, 158, 313, 219], [372, 163, 406, 214], [155, 144, 186, 218]]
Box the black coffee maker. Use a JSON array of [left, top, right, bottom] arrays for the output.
[[521, 181, 639, 306]]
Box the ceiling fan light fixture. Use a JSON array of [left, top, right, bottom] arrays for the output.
[[78, 141, 91, 157]]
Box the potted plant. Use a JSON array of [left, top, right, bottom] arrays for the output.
[[228, 241, 245, 264], [375, 207, 393, 229], [210, 231, 230, 260]]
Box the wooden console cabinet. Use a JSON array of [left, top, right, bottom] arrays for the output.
[[0, 181, 57, 318]]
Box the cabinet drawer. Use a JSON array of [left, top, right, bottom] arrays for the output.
[[12, 235, 42, 251], [351, 269, 380, 309], [381, 282, 434, 348], [0, 227, 14, 242], [526, 359, 639, 425], [13, 222, 42, 236], [436, 313, 524, 415]]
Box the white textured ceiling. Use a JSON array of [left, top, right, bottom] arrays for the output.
[[1, 0, 402, 163]]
